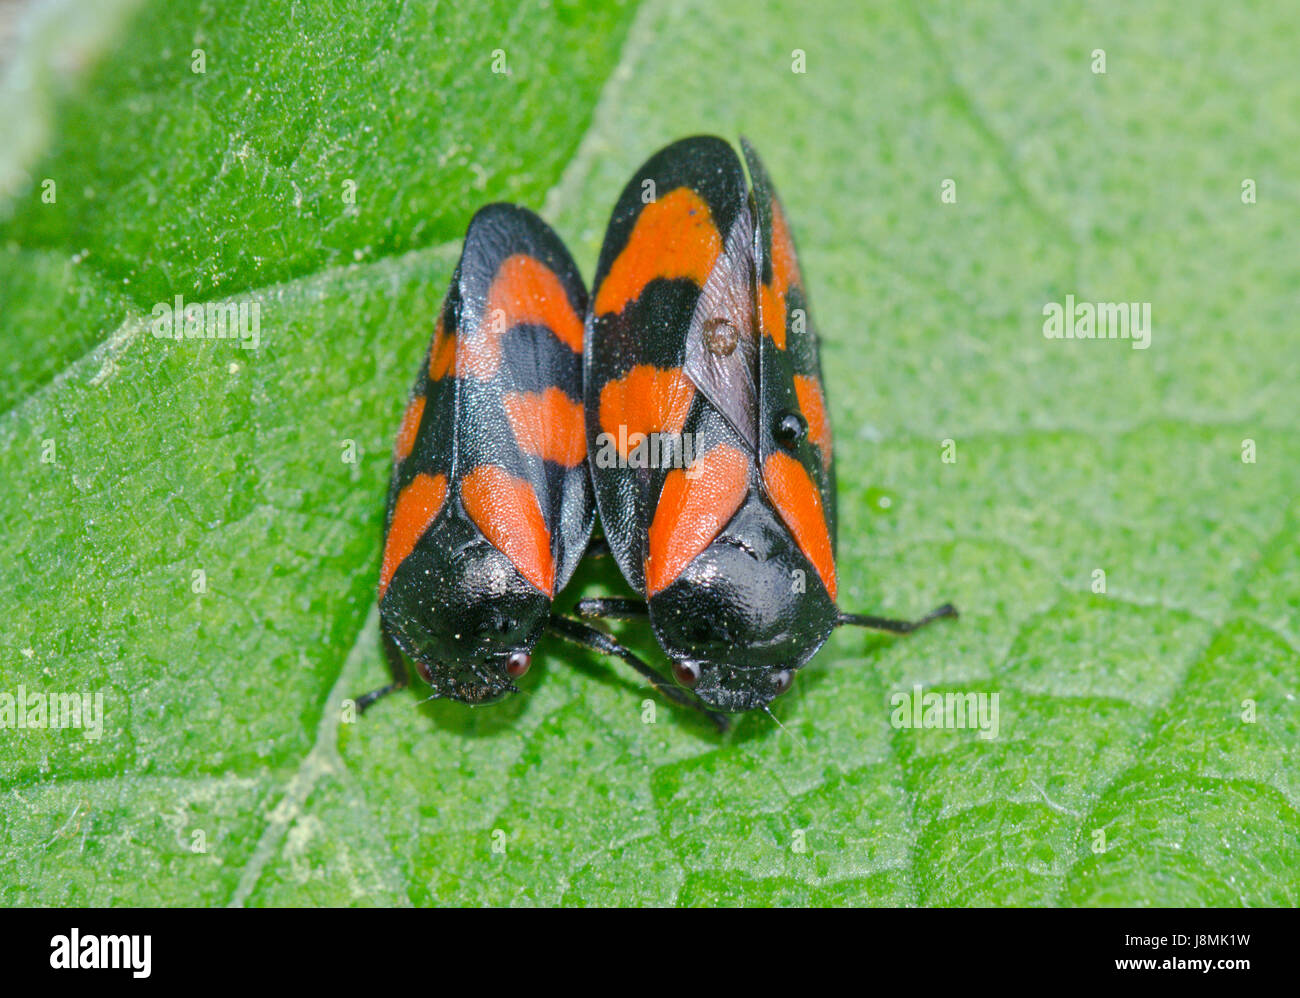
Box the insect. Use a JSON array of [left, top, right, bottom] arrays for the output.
[[579, 135, 957, 714], [359, 202, 728, 728]]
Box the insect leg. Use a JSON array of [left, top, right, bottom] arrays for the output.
[[837, 602, 958, 634], [356, 617, 410, 714], [547, 613, 729, 732]]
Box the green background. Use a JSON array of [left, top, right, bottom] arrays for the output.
[[1, 0, 1296, 906]]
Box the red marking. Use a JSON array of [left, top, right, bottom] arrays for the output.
[[762, 451, 836, 600], [428, 313, 456, 380], [598, 365, 696, 459], [594, 188, 722, 316], [394, 394, 426, 462], [379, 472, 448, 598], [760, 200, 802, 350], [503, 387, 587, 468], [645, 444, 749, 597], [759, 284, 786, 350], [793, 374, 832, 471], [770, 201, 801, 296], [461, 465, 555, 596], [461, 255, 583, 379]]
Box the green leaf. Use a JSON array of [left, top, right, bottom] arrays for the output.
[[2, 0, 1296, 907]]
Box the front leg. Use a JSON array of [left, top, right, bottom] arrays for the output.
[[837, 602, 958, 634], [355, 617, 410, 714], [548, 614, 728, 733]]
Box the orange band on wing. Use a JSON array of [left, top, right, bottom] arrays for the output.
[[760, 201, 802, 350], [461, 255, 583, 380], [759, 284, 786, 350], [428, 313, 456, 380], [645, 444, 749, 597], [503, 387, 587, 468], [762, 451, 836, 600], [460, 465, 555, 596], [394, 394, 426, 462], [770, 201, 801, 295], [793, 374, 832, 471], [597, 365, 696, 458], [379, 472, 448, 598], [594, 187, 722, 316]]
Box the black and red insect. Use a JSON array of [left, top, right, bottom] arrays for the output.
[[578, 135, 956, 714], [359, 202, 727, 726]]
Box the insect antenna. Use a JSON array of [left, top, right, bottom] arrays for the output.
[[762, 704, 807, 753]]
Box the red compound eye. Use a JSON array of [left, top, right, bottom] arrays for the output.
[[506, 651, 531, 679], [672, 660, 701, 688]]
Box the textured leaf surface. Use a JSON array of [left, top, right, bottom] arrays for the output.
[[1, 0, 1296, 906]]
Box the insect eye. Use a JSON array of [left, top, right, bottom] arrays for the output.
[[672, 660, 702, 688], [415, 659, 437, 684], [772, 670, 794, 696], [506, 651, 531, 678], [775, 411, 806, 448]]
